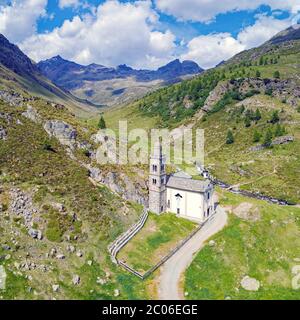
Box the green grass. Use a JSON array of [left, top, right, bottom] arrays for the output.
[[196, 94, 300, 203], [184, 190, 300, 300], [118, 213, 197, 274]]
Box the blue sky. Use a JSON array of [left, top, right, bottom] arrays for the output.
[[0, 1, 299, 69]]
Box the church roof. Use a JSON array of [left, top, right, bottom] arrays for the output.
[[166, 176, 212, 193]]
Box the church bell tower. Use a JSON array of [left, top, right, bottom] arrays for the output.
[[149, 143, 167, 214]]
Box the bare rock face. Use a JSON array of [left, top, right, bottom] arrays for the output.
[[202, 81, 233, 113], [241, 276, 260, 291], [44, 120, 77, 148], [87, 164, 148, 206]]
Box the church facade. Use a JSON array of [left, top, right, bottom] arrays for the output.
[[149, 144, 215, 222]]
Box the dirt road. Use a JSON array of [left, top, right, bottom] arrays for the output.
[[158, 206, 228, 300]]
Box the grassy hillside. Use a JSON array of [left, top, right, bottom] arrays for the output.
[[99, 30, 300, 203], [0, 97, 153, 300], [184, 189, 300, 300]]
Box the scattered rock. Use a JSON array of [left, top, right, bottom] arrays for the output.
[[52, 284, 60, 292], [76, 250, 83, 258], [241, 276, 260, 291], [209, 240, 216, 247], [51, 203, 65, 213], [0, 126, 7, 140], [56, 254, 65, 260], [67, 245, 75, 253], [9, 188, 38, 229], [28, 229, 43, 240], [96, 277, 106, 285], [72, 275, 80, 285], [114, 289, 120, 297], [87, 260, 93, 266], [22, 105, 41, 123]]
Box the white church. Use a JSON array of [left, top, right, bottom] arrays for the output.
[[149, 143, 215, 222]]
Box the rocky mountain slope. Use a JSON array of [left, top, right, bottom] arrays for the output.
[[0, 34, 99, 117], [0, 87, 152, 299], [37, 56, 203, 107]]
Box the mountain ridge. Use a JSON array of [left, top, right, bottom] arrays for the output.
[[37, 56, 203, 107], [0, 34, 99, 116]]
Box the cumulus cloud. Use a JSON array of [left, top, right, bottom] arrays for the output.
[[181, 15, 292, 69], [0, 0, 47, 43], [156, 0, 300, 23], [19, 0, 176, 69]]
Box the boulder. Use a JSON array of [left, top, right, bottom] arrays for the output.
[[114, 289, 120, 297], [241, 276, 260, 291], [28, 229, 43, 240], [52, 284, 60, 292], [44, 120, 77, 148], [72, 275, 80, 285]]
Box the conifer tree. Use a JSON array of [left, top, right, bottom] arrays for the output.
[[226, 130, 234, 144]]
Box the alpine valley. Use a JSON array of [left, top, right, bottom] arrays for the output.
[[0, 22, 300, 301]]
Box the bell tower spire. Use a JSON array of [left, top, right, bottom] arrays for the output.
[[149, 142, 166, 214]]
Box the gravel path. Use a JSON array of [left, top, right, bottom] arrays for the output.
[[158, 206, 228, 300]]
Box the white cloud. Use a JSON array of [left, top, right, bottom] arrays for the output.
[[0, 0, 47, 43], [19, 0, 176, 69], [156, 0, 300, 23], [58, 0, 80, 9], [181, 15, 293, 69], [181, 33, 245, 69], [237, 15, 291, 48]]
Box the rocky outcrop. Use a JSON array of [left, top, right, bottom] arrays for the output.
[[202, 81, 233, 113], [0, 90, 27, 107], [44, 120, 77, 148], [272, 135, 294, 145], [9, 188, 41, 234], [22, 105, 41, 123], [250, 135, 294, 151], [200, 78, 300, 117], [232, 78, 300, 107]]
